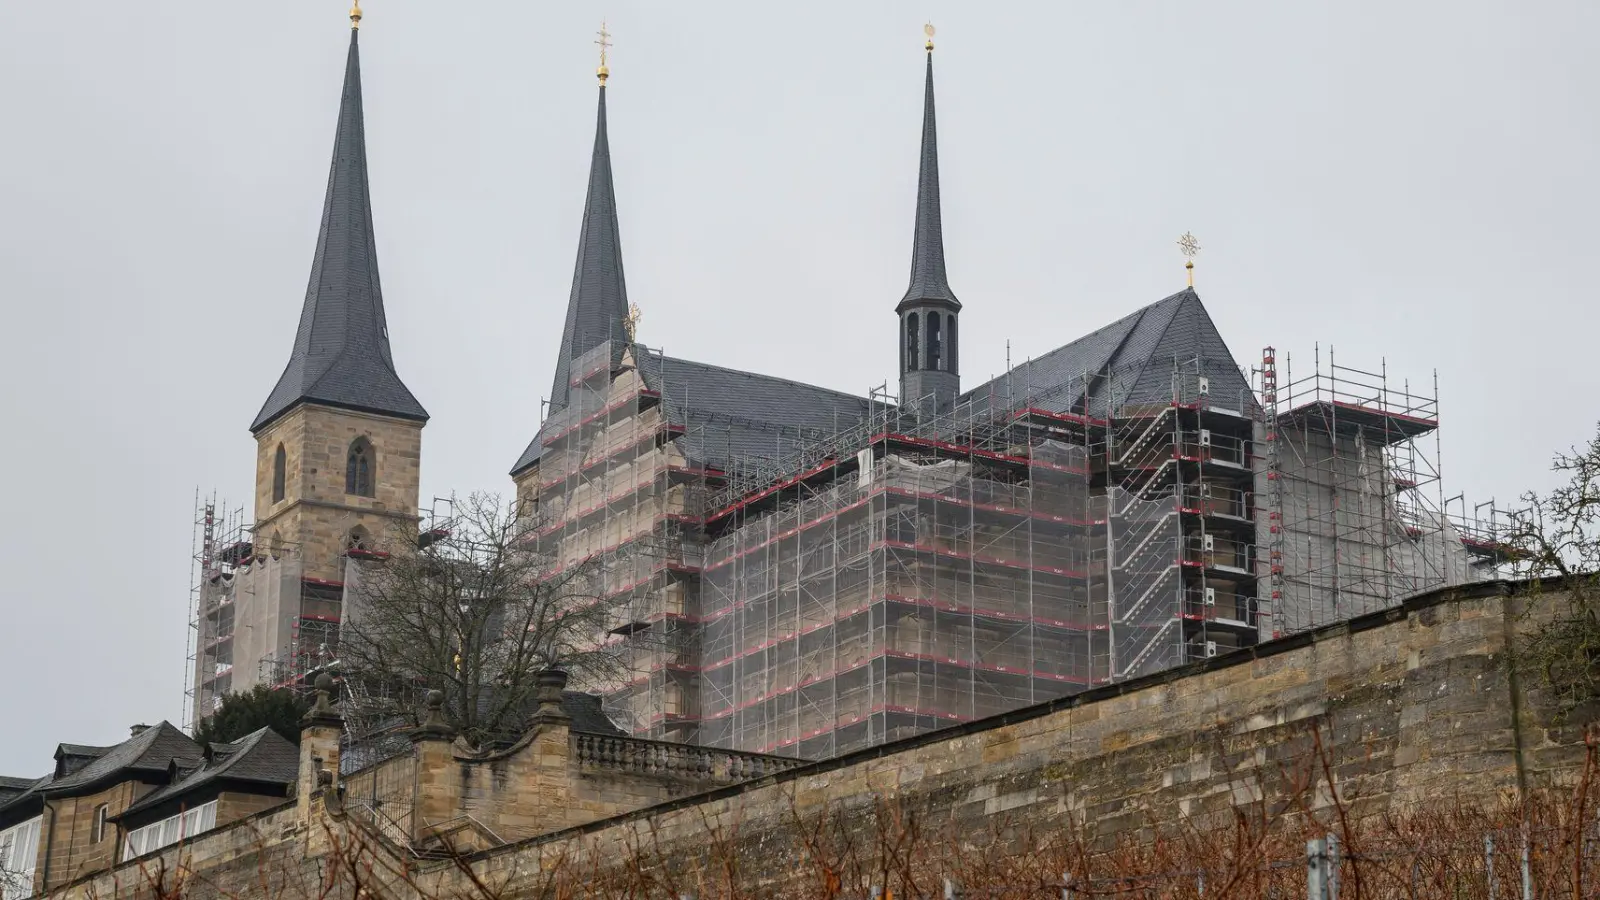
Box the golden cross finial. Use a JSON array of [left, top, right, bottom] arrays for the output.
[[595, 21, 612, 84], [924, 22, 936, 52], [623, 303, 642, 342], [349, 0, 362, 29], [1177, 231, 1201, 287]]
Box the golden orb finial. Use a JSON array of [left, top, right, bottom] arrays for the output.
[[349, 0, 362, 29], [1177, 231, 1201, 287], [595, 21, 612, 84], [924, 22, 935, 52]]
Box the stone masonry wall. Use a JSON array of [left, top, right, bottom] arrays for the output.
[[216, 791, 293, 826], [40, 780, 145, 893], [254, 404, 423, 581], [54, 581, 1594, 900], [441, 582, 1580, 893]]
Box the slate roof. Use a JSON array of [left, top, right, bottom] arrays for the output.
[[510, 346, 876, 477], [0, 775, 49, 824], [53, 744, 111, 776], [251, 29, 427, 434], [960, 288, 1256, 420], [116, 727, 297, 821], [43, 723, 200, 797], [637, 349, 877, 471], [560, 691, 626, 737], [898, 50, 959, 313], [549, 83, 631, 410]]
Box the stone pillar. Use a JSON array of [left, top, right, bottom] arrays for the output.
[[528, 669, 574, 827], [410, 690, 460, 841], [297, 673, 344, 831]]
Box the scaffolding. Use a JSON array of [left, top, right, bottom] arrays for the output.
[[186, 494, 250, 729], [686, 355, 1264, 757], [1263, 346, 1472, 635], [513, 331, 1274, 757], [523, 340, 720, 744], [1104, 360, 1261, 679], [187, 489, 342, 731], [1444, 496, 1530, 570], [698, 428, 1103, 757], [523, 333, 1514, 760]]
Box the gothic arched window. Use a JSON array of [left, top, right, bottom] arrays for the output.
[[926, 313, 943, 371], [905, 313, 920, 371], [346, 438, 375, 497], [271, 444, 287, 504], [345, 526, 371, 554]]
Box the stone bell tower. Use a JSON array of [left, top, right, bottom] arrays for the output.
[[195, 5, 427, 719]]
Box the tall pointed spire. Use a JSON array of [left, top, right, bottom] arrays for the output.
[[251, 19, 426, 434], [897, 26, 961, 417], [548, 24, 631, 409], [897, 29, 959, 313]]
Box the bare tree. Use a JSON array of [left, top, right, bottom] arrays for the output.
[[1509, 422, 1600, 720], [338, 492, 625, 748]]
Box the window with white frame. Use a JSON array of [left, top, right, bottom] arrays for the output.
[[91, 804, 108, 844], [121, 800, 216, 860], [0, 816, 41, 900]]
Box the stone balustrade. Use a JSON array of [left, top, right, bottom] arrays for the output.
[[573, 732, 805, 783]]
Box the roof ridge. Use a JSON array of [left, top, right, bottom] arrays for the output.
[[642, 348, 874, 406]]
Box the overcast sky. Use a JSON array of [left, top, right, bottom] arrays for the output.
[[1, 1, 1595, 774]]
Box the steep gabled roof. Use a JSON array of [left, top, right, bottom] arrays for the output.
[[251, 28, 427, 434], [549, 83, 631, 410], [116, 727, 297, 822], [897, 49, 959, 313], [42, 723, 200, 798], [510, 346, 876, 478], [960, 288, 1255, 418]]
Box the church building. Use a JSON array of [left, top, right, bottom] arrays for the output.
[[194, 10, 1495, 760]]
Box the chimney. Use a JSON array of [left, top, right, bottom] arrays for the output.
[[130, 724, 150, 737]]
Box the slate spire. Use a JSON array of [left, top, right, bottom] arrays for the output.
[[897, 33, 961, 417], [250, 24, 427, 434], [548, 70, 631, 409], [897, 41, 960, 313]]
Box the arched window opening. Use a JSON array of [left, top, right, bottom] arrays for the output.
[[926, 313, 943, 372], [271, 445, 287, 504], [346, 438, 375, 497], [905, 313, 920, 371], [345, 527, 371, 553], [947, 315, 958, 375]]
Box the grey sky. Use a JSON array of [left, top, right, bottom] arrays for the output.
[[1, 0, 1595, 774]]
